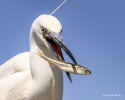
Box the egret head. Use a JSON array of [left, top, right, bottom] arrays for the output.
[[30, 14, 77, 64]]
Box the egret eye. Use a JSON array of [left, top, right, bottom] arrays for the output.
[[41, 27, 48, 37], [41, 27, 47, 33]]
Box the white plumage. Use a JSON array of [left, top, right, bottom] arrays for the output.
[[0, 15, 64, 100]]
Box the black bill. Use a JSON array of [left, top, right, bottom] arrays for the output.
[[45, 33, 77, 83]]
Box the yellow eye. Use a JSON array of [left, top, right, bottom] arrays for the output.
[[41, 27, 48, 38], [41, 27, 47, 33]]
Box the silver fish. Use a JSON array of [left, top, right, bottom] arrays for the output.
[[37, 49, 91, 75]]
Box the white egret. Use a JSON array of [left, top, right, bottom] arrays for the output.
[[0, 14, 77, 100]]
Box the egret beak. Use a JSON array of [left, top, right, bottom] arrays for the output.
[[45, 33, 77, 83], [46, 33, 77, 64]]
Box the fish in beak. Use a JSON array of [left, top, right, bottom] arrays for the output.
[[37, 48, 91, 75], [45, 33, 77, 83]]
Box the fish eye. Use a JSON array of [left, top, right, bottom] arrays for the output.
[[84, 69, 87, 72]]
